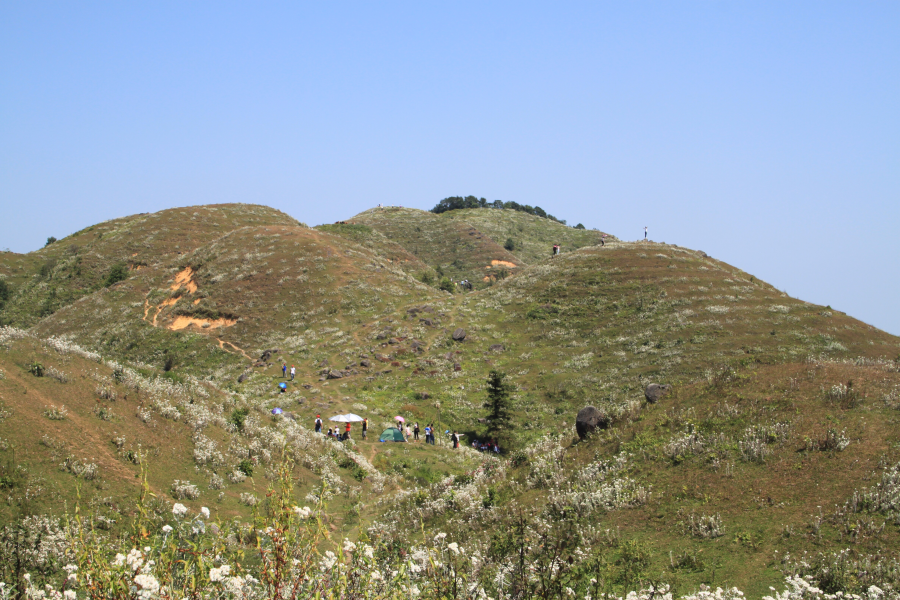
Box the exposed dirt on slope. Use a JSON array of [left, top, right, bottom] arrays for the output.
[[168, 316, 237, 331]]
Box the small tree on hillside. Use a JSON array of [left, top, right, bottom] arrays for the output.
[[104, 263, 128, 287], [484, 370, 513, 443]]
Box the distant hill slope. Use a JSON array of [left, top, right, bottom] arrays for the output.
[[0, 204, 301, 327], [351, 207, 524, 283], [439, 207, 613, 264], [31, 222, 438, 374]]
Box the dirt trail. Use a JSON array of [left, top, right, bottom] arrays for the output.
[[216, 338, 253, 360]]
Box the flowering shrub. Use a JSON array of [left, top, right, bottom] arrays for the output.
[[43, 405, 68, 421], [169, 480, 200, 500]]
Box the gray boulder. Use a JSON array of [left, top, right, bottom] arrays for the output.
[[576, 406, 611, 439], [489, 344, 505, 352], [644, 383, 672, 404], [452, 328, 467, 341], [327, 370, 345, 380]]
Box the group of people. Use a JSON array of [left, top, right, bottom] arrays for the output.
[[281, 363, 296, 380], [314, 415, 370, 442], [471, 438, 500, 453], [395, 421, 438, 444], [311, 414, 481, 451]]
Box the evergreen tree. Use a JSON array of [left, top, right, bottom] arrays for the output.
[[484, 370, 513, 441]]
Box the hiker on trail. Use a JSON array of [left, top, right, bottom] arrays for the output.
[[362, 418, 368, 439], [601, 234, 606, 247], [414, 422, 420, 441], [451, 431, 460, 449], [315, 415, 322, 433], [282, 363, 287, 378], [404, 424, 412, 440], [344, 422, 352, 441], [290, 366, 296, 381], [644, 227, 647, 240], [424, 424, 432, 445]]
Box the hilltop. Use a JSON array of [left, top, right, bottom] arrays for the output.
[[1, 202, 899, 595]]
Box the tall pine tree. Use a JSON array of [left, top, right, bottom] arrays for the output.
[[484, 370, 513, 442]]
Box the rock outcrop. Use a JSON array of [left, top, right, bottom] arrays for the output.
[[644, 383, 671, 404], [576, 406, 610, 439]]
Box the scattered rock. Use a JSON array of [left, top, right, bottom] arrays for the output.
[[454, 363, 462, 372], [360, 360, 371, 368], [416, 391, 431, 400], [576, 406, 611, 439], [489, 344, 505, 352], [327, 370, 344, 380], [253, 361, 266, 368], [237, 370, 251, 383], [375, 353, 390, 362], [452, 328, 467, 341], [260, 349, 280, 362], [644, 383, 672, 404], [388, 338, 400, 345], [319, 359, 329, 367], [420, 318, 434, 327], [359, 354, 369, 359]]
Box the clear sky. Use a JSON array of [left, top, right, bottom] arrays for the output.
[[2, 2, 898, 335]]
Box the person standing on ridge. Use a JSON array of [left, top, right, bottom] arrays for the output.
[[601, 234, 606, 246], [414, 422, 420, 441], [644, 226, 648, 241], [314, 415, 322, 433], [281, 363, 287, 378], [344, 422, 352, 441], [362, 418, 368, 439], [290, 365, 296, 381]]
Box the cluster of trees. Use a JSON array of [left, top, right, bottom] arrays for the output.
[[430, 196, 566, 224]]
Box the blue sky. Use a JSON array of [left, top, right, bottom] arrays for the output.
[[2, 2, 898, 335]]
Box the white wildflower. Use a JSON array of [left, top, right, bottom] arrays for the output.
[[200, 507, 210, 519], [447, 542, 459, 554], [209, 565, 231, 582], [321, 550, 337, 570], [162, 525, 173, 534], [172, 503, 188, 517], [133, 573, 160, 600]]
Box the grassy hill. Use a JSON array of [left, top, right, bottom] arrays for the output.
[[351, 207, 525, 284], [2, 202, 900, 596], [0, 204, 301, 328], [439, 206, 614, 264]]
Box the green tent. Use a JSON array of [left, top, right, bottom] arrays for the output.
[[379, 428, 406, 442]]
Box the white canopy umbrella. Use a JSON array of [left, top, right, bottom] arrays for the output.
[[329, 415, 351, 422], [343, 413, 365, 422]]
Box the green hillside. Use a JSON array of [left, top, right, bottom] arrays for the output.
[[0, 204, 301, 328], [439, 207, 614, 264], [351, 206, 524, 284], [2, 202, 900, 597]]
